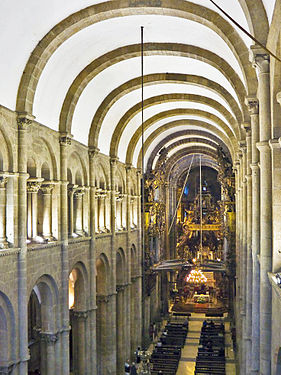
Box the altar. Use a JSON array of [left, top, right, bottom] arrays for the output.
[[193, 292, 210, 303]]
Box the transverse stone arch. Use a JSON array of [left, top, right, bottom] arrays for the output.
[[90, 73, 243, 149], [145, 129, 231, 172], [133, 118, 235, 169], [16, 0, 257, 116], [165, 147, 218, 178], [59, 42, 246, 134], [108, 94, 241, 160], [129, 117, 236, 168], [0, 291, 16, 368]]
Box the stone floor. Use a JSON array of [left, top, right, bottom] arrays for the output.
[[176, 313, 236, 375]]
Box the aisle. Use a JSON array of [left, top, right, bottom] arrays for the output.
[[176, 313, 236, 375]]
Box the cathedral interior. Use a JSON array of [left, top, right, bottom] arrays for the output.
[[1, 0, 281, 374]]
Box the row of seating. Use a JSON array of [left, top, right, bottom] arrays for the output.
[[195, 320, 226, 375], [150, 319, 189, 375]]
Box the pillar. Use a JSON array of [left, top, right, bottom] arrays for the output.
[[116, 285, 124, 375], [88, 148, 99, 375], [250, 46, 272, 375], [0, 177, 8, 248], [40, 332, 58, 375], [59, 134, 72, 375], [17, 113, 33, 375], [27, 178, 43, 240], [71, 311, 87, 375], [41, 183, 54, 240], [67, 184, 77, 236], [246, 96, 260, 375], [73, 187, 85, 235]]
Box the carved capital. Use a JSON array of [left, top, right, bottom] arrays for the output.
[[245, 97, 259, 115], [238, 141, 246, 153], [17, 112, 34, 130], [116, 285, 125, 293], [74, 187, 85, 198], [27, 179, 43, 193], [0, 364, 15, 374], [96, 295, 110, 304], [72, 310, 88, 320], [110, 157, 119, 167], [249, 46, 270, 74], [59, 133, 72, 146], [125, 163, 133, 173], [40, 332, 58, 344], [67, 184, 78, 196], [0, 176, 8, 189], [40, 183, 54, 194], [88, 147, 100, 160]]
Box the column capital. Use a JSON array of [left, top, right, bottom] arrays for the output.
[[17, 112, 35, 130], [116, 284, 125, 293], [96, 294, 110, 304], [269, 138, 280, 150], [73, 186, 85, 198], [0, 176, 8, 189], [256, 140, 271, 151], [110, 156, 119, 167], [40, 332, 58, 344], [40, 182, 55, 194], [242, 122, 251, 135], [276, 91, 281, 106], [27, 178, 44, 193], [245, 97, 259, 115], [249, 46, 270, 73], [59, 133, 72, 146], [88, 146, 100, 160], [71, 310, 88, 320], [67, 183, 78, 195], [125, 163, 133, 172], [238, 141, 247, 153]]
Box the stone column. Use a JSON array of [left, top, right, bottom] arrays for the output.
[[110, 158, 118, 373], [27, 178, 43, 240], [245, 125, 253, 374], [88, 148, 98, 375], [96, 295, 108, 374], [272, 92, 281, 272], [40, 332, 58, 375], [41, 183, 54, 240], [116, 285, 124, 375], [67, 184, 77, 236], [73, 187, 85, 236], [72, 311, 87, 375], [0, 176, 8, 248], [17, 113, 33, 375], [246, 97, 260, 374], [107, 293, 117, 373], [59, 134, 72, 375], [250, 47, 272, 375]]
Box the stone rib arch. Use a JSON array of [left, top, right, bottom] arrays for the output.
[[90, 73, 243, 148], [164, 146, 218, 178], [145, 130, 230, 172], [125, 107, 237, 166], [16, 0, 257, 116], [108, 94, 240, 160], [68, 151, 88, 186], [134, 118, 235, 169], [59, 42, 246, 133], [238, 0, 269, 44]]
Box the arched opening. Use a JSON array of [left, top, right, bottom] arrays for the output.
[[0, 291, 16, 373], [28, 276, 59, 375], [68, 264, 88, 375]]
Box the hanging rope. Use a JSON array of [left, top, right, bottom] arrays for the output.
[[209, 0, 281, 63], [168, 154, 195, 235]]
